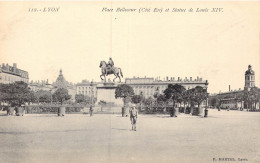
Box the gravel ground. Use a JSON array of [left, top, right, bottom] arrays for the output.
[[0, 109, 259, 163]]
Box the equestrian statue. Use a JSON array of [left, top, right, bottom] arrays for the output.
[[99, 57, 123, 82]]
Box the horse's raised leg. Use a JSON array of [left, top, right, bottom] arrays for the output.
[[118, 74, 121, 83], [113, 74, 118, 82], [100, 75, 103, 80]]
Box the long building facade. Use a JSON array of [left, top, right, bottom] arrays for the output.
[[0, 63, 29, 84], [76, 76, 208, 104], [210, 65, 259, 110], [125, 76, 208, 98]]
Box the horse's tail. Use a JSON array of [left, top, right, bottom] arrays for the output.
[[119, 68, 123, 78]]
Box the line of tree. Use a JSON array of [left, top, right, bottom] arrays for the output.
[[0, 81, 71, 109], [114, 83, 208, 117], [243, 87, 260, 110], [163, 84, 208, 117], [75, 94, 97, 105], [0, 81, 35, 108]]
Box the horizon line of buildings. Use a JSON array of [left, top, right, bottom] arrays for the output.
[[1, 62, 258, 108], [0, 62, 209, 102]]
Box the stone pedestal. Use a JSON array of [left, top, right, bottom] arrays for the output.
[[198, 107, 204, 116], [7, 107, 15, 115], [96, 82, 123, 106], [16, 107, 25, 116], [58, 106, 66, 116]]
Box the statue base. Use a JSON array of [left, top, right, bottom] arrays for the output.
[[96, 83, 123, 106]]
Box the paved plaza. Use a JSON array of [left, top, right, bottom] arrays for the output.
[[0, 109, 259, 163]]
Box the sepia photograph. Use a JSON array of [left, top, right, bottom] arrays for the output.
[[0, 1, 259, 163]]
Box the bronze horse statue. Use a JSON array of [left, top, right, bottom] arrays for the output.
[[99, 61, 123, 82]]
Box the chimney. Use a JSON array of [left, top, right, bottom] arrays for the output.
[[190, 77, 192, 81], [13, 63, 17, 68], [166, 76, 168, 81], [229, 85, 231, 92], [178, 77, 180, 81], [172, 77, 175, 81]]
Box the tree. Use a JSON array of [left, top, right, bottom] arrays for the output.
[[35, 90, 52, 104], [190, 86, 207, 114], [115, 84, 134, 117], [52, 88, 71, 105], [209, 97, 217, 107], [6, 81, 31, 107], [244, 87, 260, 110], [249, 87, 260, 110], [0, 82, 36, 115], [156, 94, 167, 105], [143, 97, 155, 112], [0, 83, 9, 105], [164, 84, 186, 117], [75, 94, 95, 105], [26, 90, 37, 105], [115, 84, 134, 105], [144, 97, 154, 106], [243, 90, 250, 109], [182, 90, 190, 106], [75, 94, 85, 103], [115, 84, 134, 99], [155, 94, 167, 112], [131, 95, 143, 104]]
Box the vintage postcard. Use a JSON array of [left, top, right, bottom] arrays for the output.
[[0, 1, 259, 163]]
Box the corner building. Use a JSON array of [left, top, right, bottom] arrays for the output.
[[0, 63, 29, 84]]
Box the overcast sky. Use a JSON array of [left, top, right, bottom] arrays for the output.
[[0, 2, 259, 94]]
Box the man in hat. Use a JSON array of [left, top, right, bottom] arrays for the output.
[[129, 104, 138, 131]]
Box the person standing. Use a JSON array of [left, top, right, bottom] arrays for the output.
[[89, 104, 93, 117], [129, 104, 138, 131]]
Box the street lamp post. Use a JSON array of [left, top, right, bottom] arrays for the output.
[[90, 81, 93, 105], [90, 81, 94, 116], [50, 89, 52, 105], [204, 80, 209, 117]]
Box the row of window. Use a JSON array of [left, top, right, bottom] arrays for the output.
[[245, 75, 255, 81], [77, 86, 95, 91], [77, 90, 96, 96], [132, 85, 198, 94], [0, 74, 28, 83], [245, 82, 255, 87]]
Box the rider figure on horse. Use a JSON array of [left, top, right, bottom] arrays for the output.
[[107, 57, 114, 71], [99, 58, 123, 82]]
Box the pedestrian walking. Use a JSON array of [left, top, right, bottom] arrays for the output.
[[89, 105, 93, 117], [129, 104, 138, 131]]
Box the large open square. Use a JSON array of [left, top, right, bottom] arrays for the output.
[[0, 109, 259, 163]]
